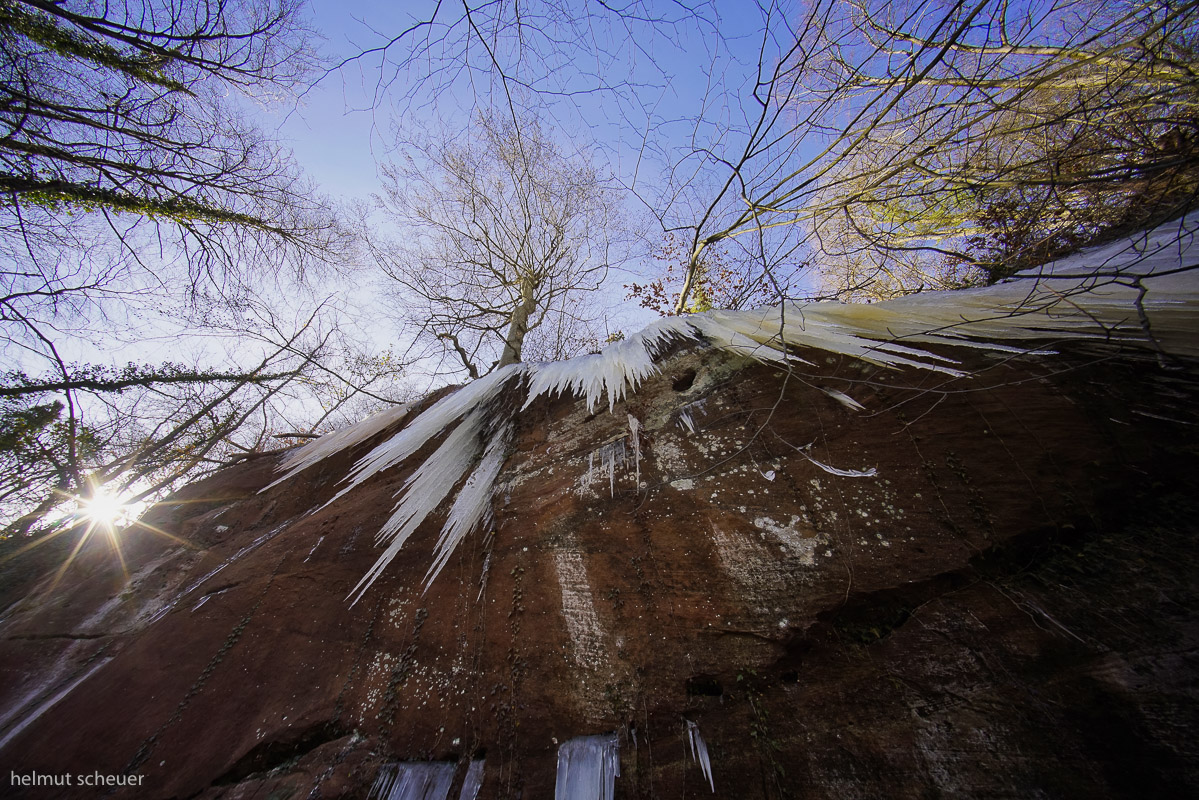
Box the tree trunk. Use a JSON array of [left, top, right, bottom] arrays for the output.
[[498, 277, 538, 367]]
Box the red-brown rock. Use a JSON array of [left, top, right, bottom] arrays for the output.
[[1, 343, 1197, 799]]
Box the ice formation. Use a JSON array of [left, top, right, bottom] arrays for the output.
[[328, 366, 524, 509], [522, 213, 1199, 411], [525, 318, 688, 412], [368, 762, 455, 800], [421, 420, 513, 591], [347, 409, 486, 604], [820, 387, 865, 412], [602, 440, 625, 498], [334, 366, 525, 602], [577, 439, 628, 498], [555, 732, 620, 800], [264, 402, 412, 491], [795, 449, 878, 479], [458, 759, 485, 800], [676, 398, 709, 434], [627, 414, 642, 488], [273, 214, 1199, 599], [686, 719, 715, 793]]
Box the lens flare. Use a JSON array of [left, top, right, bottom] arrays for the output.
[[82, 489, 130, 528]]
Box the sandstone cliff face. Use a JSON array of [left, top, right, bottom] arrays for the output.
[[1, 340, 1197, 799]]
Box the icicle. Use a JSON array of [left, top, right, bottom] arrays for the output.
[[595, 439, 626, 498], [607, 445, 616, 497], [458, 759, 485, 800], [555, 732, 620, 800], [689, 312, 813, 367], [798, 449, 877, 478], [678, 398, 708, 434], [577, 439, 632, 498], [578, 450, 597, 495], [325, 365, 524, 510], [368, 762, 455, 800], [525, 318, 695, 412], [820, 387, 865, 411], [627, 414, 642, 488], [422, 421, 513, 591], [686, 720, 715, 793], [348, 410, 486, 604], [263, 402, 412, 492]]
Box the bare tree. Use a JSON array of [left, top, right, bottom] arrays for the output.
[[372, 111, 626, 378], [0, 0, 353, 359], [626, 232, 779, 314], [0, 1, 393, 540], [695, 0, 1199, 300], [0, 0, 346, 276], [338, 1, 1198, 311], [0, 294, 410, 539]]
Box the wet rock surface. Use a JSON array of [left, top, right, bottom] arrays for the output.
[[1, 344, 1197, 798]]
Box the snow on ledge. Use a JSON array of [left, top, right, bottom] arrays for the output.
[[273, 213, 1199, 600]]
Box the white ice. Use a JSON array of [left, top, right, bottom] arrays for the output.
[[555, 732, 620, 800], [627, 414, 642, 488], [458, 759, 485, 800], [369, 762, 456, 800], [270, 213, 1199, 598], [263, 402, 412, 492], [347, 410, 486, 604], [820, 388, 865, 411], [422, 420, 513, 591], [686, 720, 715, 793], [326, 366, 524, 510]]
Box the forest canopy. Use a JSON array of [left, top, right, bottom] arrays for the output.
[[0, 0, 388, 539]]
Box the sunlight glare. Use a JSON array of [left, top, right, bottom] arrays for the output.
[[81, 488, 135, 530]]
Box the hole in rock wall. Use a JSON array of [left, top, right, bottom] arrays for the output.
[[685, 674, 725, 697], [673, 370, 698, 391]]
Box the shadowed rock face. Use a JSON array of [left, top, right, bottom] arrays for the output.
[[1, 343, 1197, 799]]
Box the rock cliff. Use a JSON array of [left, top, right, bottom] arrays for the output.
[[3, 224, 1199, 798]]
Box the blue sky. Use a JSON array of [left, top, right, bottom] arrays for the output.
[[271, 1, 796, 212], [50, 1, 819, 376], [259, 1, 821, 337], [258, 1, 793, 348], [268, 1, 416, 203]]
